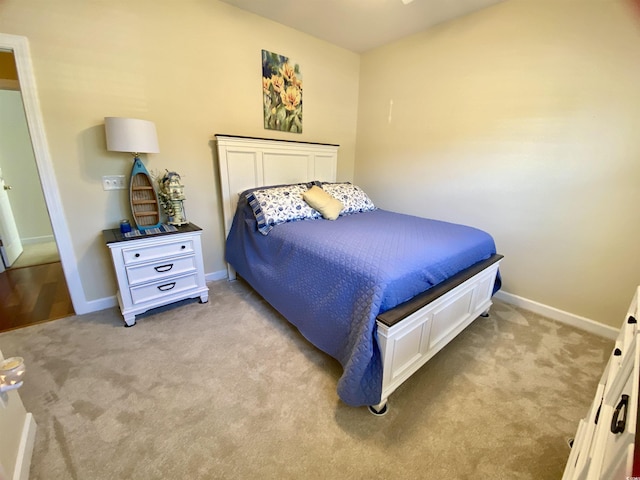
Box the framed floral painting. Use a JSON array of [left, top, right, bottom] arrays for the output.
[[262, 49, 302, 133]]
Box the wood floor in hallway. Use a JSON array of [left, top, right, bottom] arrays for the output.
[[0, 261, 75, 333]]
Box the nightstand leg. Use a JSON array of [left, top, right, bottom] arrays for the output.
[[199, 293, 209, 304], [123, 314, 136, 327]]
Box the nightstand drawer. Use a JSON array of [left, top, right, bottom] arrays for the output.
[[130, 272, 200, 305], [126, 255, 197, 286], [122, 238, 195, 265]]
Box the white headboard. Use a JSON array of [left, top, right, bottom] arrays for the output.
[[216, 135, 339, 236]]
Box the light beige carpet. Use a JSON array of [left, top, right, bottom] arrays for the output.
[[10, 241, 60, 269], [0, 279, 613, 480]]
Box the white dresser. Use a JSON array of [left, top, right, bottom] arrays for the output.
[[103, 223, 209, 326], [563, 286, 640, 479]]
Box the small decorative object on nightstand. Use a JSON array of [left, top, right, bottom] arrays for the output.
[[158, 170, 188, 226], [103, 223, 209, 327]]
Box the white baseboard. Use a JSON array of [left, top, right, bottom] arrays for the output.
[[83, 274, 620, 342], [13, 413, 36, 480], [81, 269, 229, 315], [77, 295, 118, 314], [20, 235, 54, 245], [205, 269, 227, 283], [494, 290, 618, 340]]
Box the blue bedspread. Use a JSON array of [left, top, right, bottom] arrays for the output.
[[225, 196, 499, 406]]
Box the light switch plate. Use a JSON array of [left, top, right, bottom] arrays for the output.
[[102, 175, 126, 190]]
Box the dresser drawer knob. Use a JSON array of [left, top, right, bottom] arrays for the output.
[[629, 315, 637, 324], [154, 264, 174, 273], [610, 394, 629, 434], [614, 348, 622, 356], [157, 282, 176, 292], [135, 253, 140, 258], [181, 245, 186, 249]]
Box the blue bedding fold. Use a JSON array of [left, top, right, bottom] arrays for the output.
[[225, 195, 499, 406]]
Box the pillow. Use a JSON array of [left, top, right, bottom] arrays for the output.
[[321, 183, 376, 216], [302, 185, 344, 221], [246, 183, 321, 235]]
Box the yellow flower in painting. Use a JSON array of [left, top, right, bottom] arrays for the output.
[[270, 74, 284, 93], [280, 62, 297, 84], [262, 76, 271, 93], [292, 76, 303, 90], [280, 85, 301, 111]]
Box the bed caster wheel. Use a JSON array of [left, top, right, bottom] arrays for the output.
[[368, 403, 388, 416]]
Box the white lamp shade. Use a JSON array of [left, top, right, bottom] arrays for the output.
[[104, 117, 160, 154]]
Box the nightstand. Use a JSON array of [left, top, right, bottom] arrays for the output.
[[103, 223, 209, 326]]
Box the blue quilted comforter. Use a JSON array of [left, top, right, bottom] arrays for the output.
[[225, 196, 499, 406]]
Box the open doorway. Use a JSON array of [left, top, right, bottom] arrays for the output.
[[0, 33, 88, 324], [0, 49, 74, 331]]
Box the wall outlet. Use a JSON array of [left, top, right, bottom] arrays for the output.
[[102, 175, 126, 191]]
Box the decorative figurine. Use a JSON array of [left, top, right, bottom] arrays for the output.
[[158, 170, 188, 225]]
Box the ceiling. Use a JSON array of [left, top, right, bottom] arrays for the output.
[[219, 0, 505, 53]]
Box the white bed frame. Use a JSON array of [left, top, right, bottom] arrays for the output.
[[216, 135, 502, 414]]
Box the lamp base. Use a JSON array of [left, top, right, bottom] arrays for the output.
[[130, 157, 161, 231]]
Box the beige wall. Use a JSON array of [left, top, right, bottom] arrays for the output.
[[0, 0, 360, 301], [356, 0, 640, 327], [0, 89, 53, 241]]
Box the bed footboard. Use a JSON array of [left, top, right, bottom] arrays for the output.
[[375, 255, 502, 410]]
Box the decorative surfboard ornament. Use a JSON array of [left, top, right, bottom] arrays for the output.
[[129, 156, 161, 230]]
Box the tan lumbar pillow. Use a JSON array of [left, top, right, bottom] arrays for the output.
[[302, 185, 344, 220]]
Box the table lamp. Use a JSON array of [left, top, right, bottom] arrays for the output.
[[104, 117, 162, 231]]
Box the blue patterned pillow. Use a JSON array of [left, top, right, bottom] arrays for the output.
[[246, 183, 321, 235], [321, 183, 376, 216]]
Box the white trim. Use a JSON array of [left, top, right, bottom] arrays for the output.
[[494, 290, 618, 340], [205, 269, 227, 283], [20, 235, 54, 245], [86, 270, 227, 314], [0, 33, 89, 314], [12, 413, 36, 480], [85, 295, 118, 312]]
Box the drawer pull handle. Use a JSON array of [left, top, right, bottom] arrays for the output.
[[610, 394, 629, 434], [181, 245, 186, 249], [629, 315, 637, 324], [614, 348, 622, 356], [157, 282, 176, 292], [135, 253, 140, 258], [154, 264, 174, 273]]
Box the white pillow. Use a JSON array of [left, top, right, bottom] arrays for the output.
[[322, 183, 376, 216], [246, 184, 320, 235]]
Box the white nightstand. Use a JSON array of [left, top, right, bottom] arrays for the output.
[[103, 223, 209, 326]]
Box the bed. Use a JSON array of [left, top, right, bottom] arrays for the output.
[[216, 135, 502, 414]]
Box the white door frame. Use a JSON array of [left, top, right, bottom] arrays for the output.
[[0, 33, 89, 314]]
